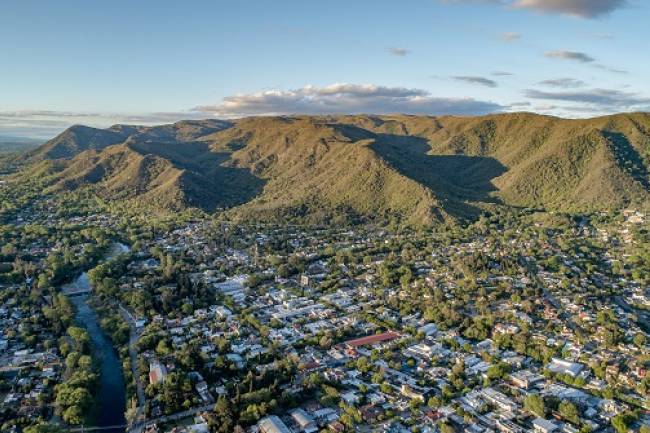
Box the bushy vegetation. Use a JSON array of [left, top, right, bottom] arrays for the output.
[[6, 113, 648, 227]]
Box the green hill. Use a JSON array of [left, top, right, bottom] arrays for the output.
[[16, 113, 650, 225]]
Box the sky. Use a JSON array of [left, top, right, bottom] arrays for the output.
[[1, 0, 649, 139]]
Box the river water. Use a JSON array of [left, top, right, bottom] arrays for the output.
[[62, 242, 130, 431]]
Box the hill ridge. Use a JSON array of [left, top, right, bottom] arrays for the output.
[[15, 112, 650, 225]]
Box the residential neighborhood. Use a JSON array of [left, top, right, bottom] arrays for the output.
[[0, 197, 648, 433]]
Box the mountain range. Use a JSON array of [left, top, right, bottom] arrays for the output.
[[0, 136, 41, 154], [12, 112, 650, 225]]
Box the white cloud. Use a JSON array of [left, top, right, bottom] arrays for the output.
[[452, 76, 499, 87], [501, 32, 521, 41], [594, 64, 628, 74], [538, 78, 586, 88], [387, 47, 410, 56], [544, 50, 595, 63], [0, 110, 205, 139], [544, 51, 627, 74], [194, 83, 503, 117], [442, 0, 626, 18], [0, 84, 504, 138], [513, 0, 626, 18], [525, 88, 650, 110]]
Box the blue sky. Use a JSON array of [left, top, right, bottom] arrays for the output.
[[1, 0, 648, 138]]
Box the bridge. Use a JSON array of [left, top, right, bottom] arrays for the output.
[[61, 287, 92, 296], [68, 426, 127, 432], [60, 272, 93, 296]]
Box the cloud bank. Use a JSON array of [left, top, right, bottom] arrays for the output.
[[7, 83, 648, 140], [0, 110, 206, 139], [525, 88, 650, 111], [194, 83, 503, 117]]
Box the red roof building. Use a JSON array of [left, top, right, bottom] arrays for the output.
[[344, 331, 400, 348]]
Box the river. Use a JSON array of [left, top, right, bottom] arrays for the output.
[[62, 242, 130, 431]]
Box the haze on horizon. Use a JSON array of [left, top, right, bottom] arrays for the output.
[[1, 0, 648, 139]]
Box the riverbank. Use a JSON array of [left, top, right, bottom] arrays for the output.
[[61, 242, 130, 431], [69, 295, 127, 430]]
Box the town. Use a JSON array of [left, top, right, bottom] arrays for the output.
[[0, 192, 648, 433]]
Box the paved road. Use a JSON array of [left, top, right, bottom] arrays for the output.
[[126, 403, 215, 433], [539, 283, 579, 332], [155, 403, 214, 423], [64, 403, 215, 433], [67, 303, 212, 433], [117, 303, 146, 431]]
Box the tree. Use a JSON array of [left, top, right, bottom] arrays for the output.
[[409, 398, 422, 412], [523, 394, 545, 417], [181, 302, 193, 316], [439, 423, 455, 433], [56, 384, 92, 411], [558, 400, 579, 424], [319, 335, 333, 348], [24, 424, 64, 433], [67, 326, 89, 352], [156, 339, 170, 356], [277, 264, 294, 278], [633, 332, 646, 348], [77, 354, 93, 370], [63, 405, 84, 425], [611, 413, 632, 433], [65, 352, 80, 370], [210, 396, 235, 433], [125, 397, 139, 425]]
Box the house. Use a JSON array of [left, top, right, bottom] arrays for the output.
[[400, 384, 429, 402], [343, 331, 400, 349], [214, 306, 232, 320], [215, 275, 247, 304], [496, 418, 523, 433], [532, 418, 559, 433], [546, 358, 584, 377], [291, 408, 318, 433], [419, 323, 438, 336], [149, 360, 167, 385], [404, 343, 436, 359], [258, 415, 293, 433], [312, 407, 339, 425], [480, 388, 518, 412], [195, 381, 212, 403], [510, 370, 544, 390], [226, 353, 246, 369], [187, 422, 209, 433], [341, 391, 361, 405]]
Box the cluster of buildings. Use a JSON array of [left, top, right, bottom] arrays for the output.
[[1, 201, 648, 433], [0, 295, 63, 422], [106, 212, 648, 433]]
